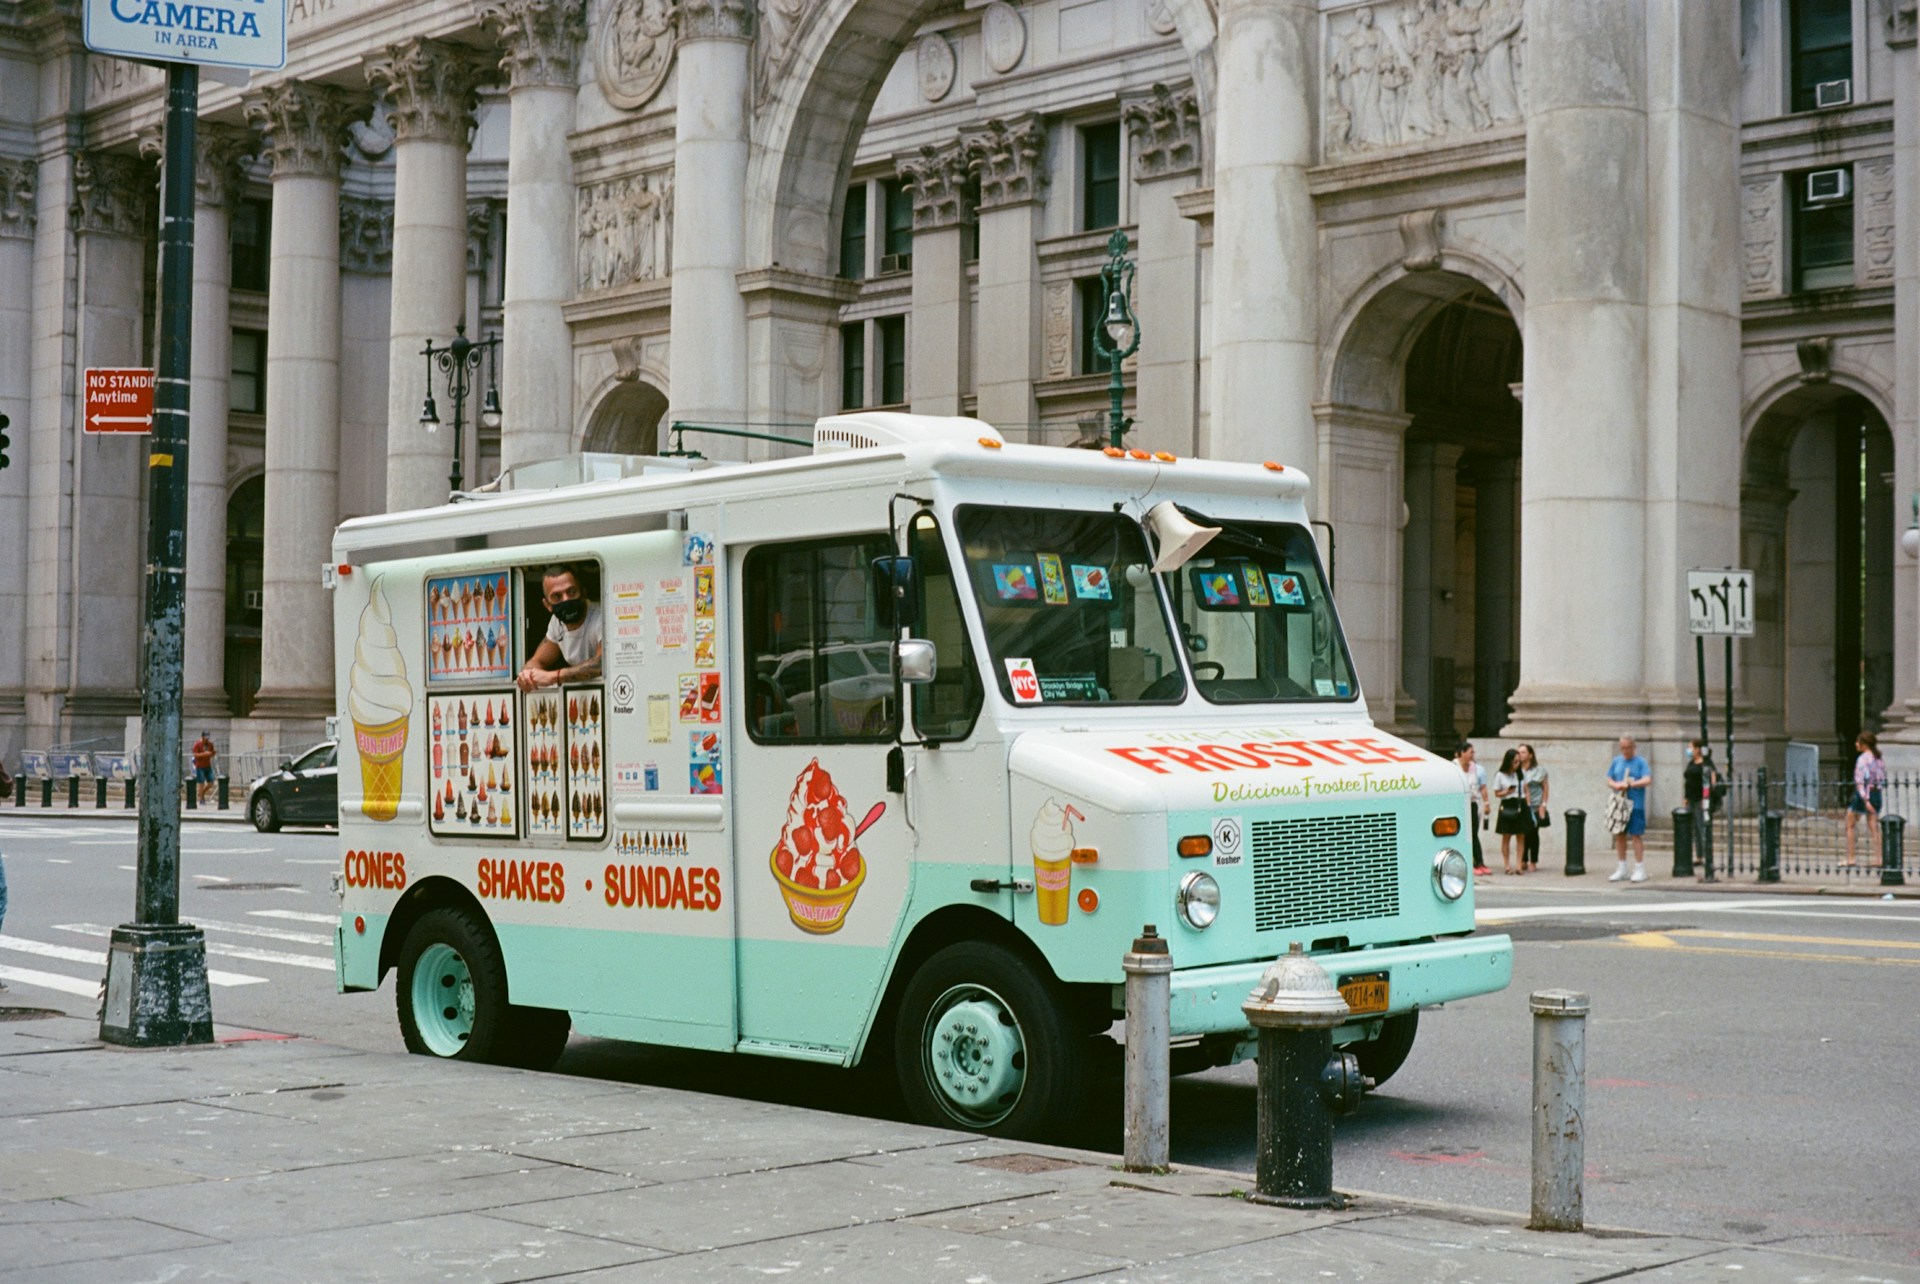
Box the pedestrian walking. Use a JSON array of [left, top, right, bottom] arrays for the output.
[[1682, 738, 1718, 871], [1845, 730, 1887, 868], [1455, 741, 1489, 873], [191, 731, 218, 806], [1493, 747, 1532, 875], [1606, 734, 1652, 882], [1518, 744, 1550, 872]]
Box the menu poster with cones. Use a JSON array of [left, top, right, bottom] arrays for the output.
[[426, 571, 513, 683], [426, 692, 519, 838], [564, 684, 607, 841]]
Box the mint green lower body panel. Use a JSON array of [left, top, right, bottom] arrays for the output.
[[1168, 933, 1513, 1038], [735, 938, 889, 1062], [339, 913, 387, 992]]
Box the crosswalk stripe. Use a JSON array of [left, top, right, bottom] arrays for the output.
[[184, 918, 331, 946], [0, 963, 97, 998], [55, 923, 332, 972], [0, 940, 267, 990], [251, 910, 337, 925]]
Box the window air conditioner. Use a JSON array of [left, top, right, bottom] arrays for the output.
[[878, 252, 913, 275], [1806, 168, 1851, 204], [244, 589, 264, 611], [1813, 78, 1853, 109]]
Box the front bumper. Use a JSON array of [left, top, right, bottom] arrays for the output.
[[1164, 932, 1513, 1038]]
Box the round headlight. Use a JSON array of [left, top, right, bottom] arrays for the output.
[[1177, 871, 1220, 929], [1432, 848, 1469, 901]]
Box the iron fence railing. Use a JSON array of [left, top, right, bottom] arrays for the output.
[[1701, 769, 1917, 883]]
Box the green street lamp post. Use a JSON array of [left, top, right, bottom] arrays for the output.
[[419, 323, 503, 494], [1092, 228, 1141, 449]]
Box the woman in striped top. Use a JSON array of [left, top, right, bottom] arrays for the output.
[[1845, 730, 1887, 868]]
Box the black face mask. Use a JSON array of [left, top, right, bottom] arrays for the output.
[[551, 598, 588, 627]]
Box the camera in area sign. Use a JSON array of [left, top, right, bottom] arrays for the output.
[[84, 0, 287, 72]]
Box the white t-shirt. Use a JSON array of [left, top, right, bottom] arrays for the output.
[[1459, 761, 1485, 801], [544, 602, 603, 668]]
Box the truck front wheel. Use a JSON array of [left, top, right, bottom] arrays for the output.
[[396, 908, 514, 1062], [1353, 1011, 1419, 1087], [894, 941, 1083, 1139]]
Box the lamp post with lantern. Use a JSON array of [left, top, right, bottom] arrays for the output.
[[1092, 228, 1141, 450], [418, 323, 503, 495]]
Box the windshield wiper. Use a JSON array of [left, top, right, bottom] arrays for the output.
[[1175, 507, 1286, 560]]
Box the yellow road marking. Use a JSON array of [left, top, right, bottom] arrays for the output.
[[1614, 931, 1920, 968], [1667, 929, 1920, 951]]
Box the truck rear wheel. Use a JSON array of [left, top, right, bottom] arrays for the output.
[[1353, 1011, 1419, 1087], [502, 1007, 572, 1071], [894, 941, 1083, 1139], [397, 908, 514, 1062]]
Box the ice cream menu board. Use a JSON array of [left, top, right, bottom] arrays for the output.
[[523, 689, 566, 837], [426, 571, 513, 683], [565, 686, 606, 840], [428, 693, 518, 837]]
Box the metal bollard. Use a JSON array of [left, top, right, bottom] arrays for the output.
[[1529, 989, 1589, 1232], [95, 777, 108, 809], [125, 779, 136, 809], [1670, 807, 1692, 877], [14, 773, 25, 807], [1563, 809, 1585, 876], [1122, 925, 1173, 1172], [66, 776, 79, 809], [1242, 944, 1365, 1209], [1883, 814, 1907, 887], [185, 780, 196, 810], [40, 778, 52, 808], [1759, 811, 1782, 883], [217, 775, 230, 810]]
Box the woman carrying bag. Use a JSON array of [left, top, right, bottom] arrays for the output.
[[1492, 748, 1533, 875], [1519, 744, 1551, 873]]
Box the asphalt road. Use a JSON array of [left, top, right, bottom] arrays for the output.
[[3, 816, 1916, 1268]]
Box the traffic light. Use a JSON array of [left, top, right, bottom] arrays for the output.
[[0, 412, 10, 471]]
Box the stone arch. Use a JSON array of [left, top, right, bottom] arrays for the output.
[[580, 377, 670, 455], [745, 0, 1219, 275], [1322, 257, 1526, 412]]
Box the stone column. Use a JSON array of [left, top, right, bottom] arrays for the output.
[[1640, 0, 1741, 751], [1739, 483, 1792, 755], [338, 196, 396, 518], [1472, 455, 1521, 735], [244, 83, 361, 721], [1883, 12, 1920, 756], [964, 115, 1048, 434], [1207, 0, 1316, 466], [480, 0, 585, 470], [667, 0, 753, 449], [366, 38, 494, 510], [1313, 403, 1410, 732], [1403, 441, 1463, 744], [68, 151, 154, 728], [1123, 84, 1203, 455], [895, 140, 971, 416], [0, 158, 35, 743], [23, 145, 75, 748], [1505, 0, 1649, 779], [143, 124, 255, 720]]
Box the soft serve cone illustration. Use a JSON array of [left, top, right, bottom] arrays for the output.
[[1031, 798, 1084, 927], [350, 578, 414, 821]]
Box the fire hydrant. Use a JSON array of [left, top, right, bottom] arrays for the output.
[[1242, 943, 1367, 1208]]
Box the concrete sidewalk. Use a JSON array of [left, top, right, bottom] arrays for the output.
[[1, 1014, 1911, 1282]]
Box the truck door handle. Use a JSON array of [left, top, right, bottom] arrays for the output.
[[970, 879, 1034, 894]]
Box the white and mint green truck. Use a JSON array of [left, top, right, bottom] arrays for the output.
[[330, 413, 1513, 1137]]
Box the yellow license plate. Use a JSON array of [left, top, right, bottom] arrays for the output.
[[1338, 972, 1390, 1015]]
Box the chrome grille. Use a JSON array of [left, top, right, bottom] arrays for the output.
[[1249, 813, 1399, 932]]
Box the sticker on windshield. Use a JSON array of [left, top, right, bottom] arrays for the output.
[[1005, 657, 1042, 703], [1243, 566, 1272, 607], [1197, 568, 1242, 607], [1314, 678, 1336, 696], [993, 563, 1041, 601], [1039, 673, 1101, 701], [1070, 564, 1112, 600], [1038, 553, 1069, 605], [1336, 680, 1352, 698], [1268, 572, 1306, 607]]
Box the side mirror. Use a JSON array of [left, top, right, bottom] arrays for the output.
[[279, 760, 296, 774], [871, 555, 921, 630], [896, 638, 938, 685]]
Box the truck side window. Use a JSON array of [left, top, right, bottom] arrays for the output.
[[745, 535, 896, 743], [908, 512, 983, 741]]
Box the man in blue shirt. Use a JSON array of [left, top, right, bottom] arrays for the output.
[[1607, 734, 1652, 883]]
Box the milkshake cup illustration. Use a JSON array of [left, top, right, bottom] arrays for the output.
[[1031, 798, 1083, 926], [349, 578, 414, 821]]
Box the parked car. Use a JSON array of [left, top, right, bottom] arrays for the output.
[[248, 741, 338, 832]]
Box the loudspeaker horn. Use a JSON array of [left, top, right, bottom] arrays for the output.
[[1145, 501, 1220, 573]]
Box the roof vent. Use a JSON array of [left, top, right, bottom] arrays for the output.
[[813, 413, 1004, 454]]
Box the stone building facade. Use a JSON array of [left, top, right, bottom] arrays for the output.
[[0, 0, 1913, 821]]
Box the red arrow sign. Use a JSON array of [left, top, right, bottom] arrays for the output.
[[83, 367, 154, 434]]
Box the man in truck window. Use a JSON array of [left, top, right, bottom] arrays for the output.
[[516, 564, 604, 690]]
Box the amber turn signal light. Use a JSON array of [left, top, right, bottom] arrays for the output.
[[1432, 817, 1462, 837], [1177, 835, 1212, 858], [1070, 847, 1099, 864]]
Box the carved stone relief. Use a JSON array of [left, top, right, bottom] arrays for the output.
[[981, 1, 1026, 74], [917, 33, 957, 102], [467, 199, 497, 274], [895, 142, 970, 230], [755, 0, 808, 106], [1398, 207, 1444, 271], [596, 0, 676, 111], [1145, 0, 1177, 36], [1324, 0, 1526, 160], [961, 114, 1047, 209], [1740, 175, 1783, 300], [1122, 82, 1200, 181], [478, 0, 588, 90], [1042, 280, 1073, 379], [1858, 155, 1894, 286], [0, 157, 36, 241], [244, 81, 366, 179], [578, 168, 674, 292], [71, 151, 152, 238], [363, 38, 496, 146], [339, 195, 394, 273], [683, 0, 754, 40]]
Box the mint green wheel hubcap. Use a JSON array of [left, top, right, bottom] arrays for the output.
[[923, 986, 1027, 1127], [412, 942, 475, 1056]]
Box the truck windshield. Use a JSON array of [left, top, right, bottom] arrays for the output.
[[1159, 515, 1358, 704], [956, 505, 1184, 704]]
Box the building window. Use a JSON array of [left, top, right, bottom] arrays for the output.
[[839, 184, 868, 280], [880, 179, 913, 271], [1792, 165, 1853, 291], [1081, 121, 1121, 230], [840, 322, 865, 410], [231, 197, 269, 293], [230, 329, 266, 414], [1076, 276, 1112, 375], [877, 316, 906, 405], [1790, 0, 1851, 112]]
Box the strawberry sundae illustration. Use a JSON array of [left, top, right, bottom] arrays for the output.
[[770, 759, 884, 935]]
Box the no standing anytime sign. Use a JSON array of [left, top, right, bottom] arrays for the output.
[[84, 368, 155, 434]]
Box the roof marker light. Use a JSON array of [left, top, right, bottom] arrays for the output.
[[1103, 445, 1125, 458], [1262, 461, 1286, 472], [1153, 451, 1176, 462], [978, 437, 1002, 449]]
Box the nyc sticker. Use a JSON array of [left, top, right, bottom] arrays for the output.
[[1004, 657, 1042, 704]]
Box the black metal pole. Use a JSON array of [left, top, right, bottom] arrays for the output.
[[101, 63, 213, 1048], [1723, 634, 1734, 777], [1694, 634, 1711, 749]]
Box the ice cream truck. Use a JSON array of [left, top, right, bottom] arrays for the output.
[[331, 413, 1512, 1137]]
